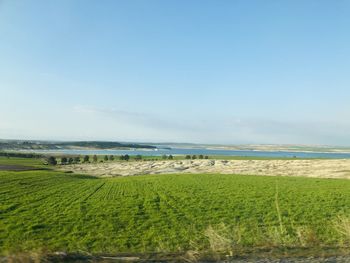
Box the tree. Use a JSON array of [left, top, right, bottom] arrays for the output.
[[68, 157, 74, 164], [93, 155, 98, 162], [199, 154, 204, 159], [162, 154, 167, 160], [135, 154, 142, 161], [74, 156, 80, 163], [83, 155, 89, 163], [192, 155, 197, 160], [119, 155, 130, 161], [61, 157, 68, 165], [109, 155, 114, 161], [104, 155, 109, 161], [204, 155, 209, 159], [185, 155, 191, 159], [47, 156, 57, 165], [168, 155, 173, 160]]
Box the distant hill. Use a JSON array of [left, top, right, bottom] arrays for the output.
[[58, 141, 156, 149], [0, 140, 157, 150]]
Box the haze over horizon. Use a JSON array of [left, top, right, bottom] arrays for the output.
[[1, 1, 350, 145]]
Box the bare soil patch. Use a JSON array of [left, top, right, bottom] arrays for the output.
[[60, 159, 350, 179]]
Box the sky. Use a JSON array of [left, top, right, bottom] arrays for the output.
[[1, 0, 350, 145]]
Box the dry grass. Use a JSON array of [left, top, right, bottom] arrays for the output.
[[5, 251, 44, 263], [295, 226, 319, 247], [334, 215, 350, 245]]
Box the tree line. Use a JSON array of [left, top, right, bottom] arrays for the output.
[[185, 154, 209, 160], [47, 154, 132, 165], [46, 154, 210, 165]]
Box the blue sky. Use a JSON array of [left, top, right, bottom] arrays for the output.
[[1, 0, 350, 145]]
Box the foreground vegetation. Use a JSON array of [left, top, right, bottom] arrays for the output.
[[1, 168, 350, 259]]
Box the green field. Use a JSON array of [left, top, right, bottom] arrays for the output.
[[1, 168, 350, 259], [0, 157, 45, 167]]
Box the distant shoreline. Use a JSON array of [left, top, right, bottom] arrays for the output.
[[2, 139, 350, 156], [6, 148, 350, 159]]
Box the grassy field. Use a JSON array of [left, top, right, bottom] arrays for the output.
[[1, 168, 350, 260], [0, 157, 45, 167]]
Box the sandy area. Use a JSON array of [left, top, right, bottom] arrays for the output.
[[59, 159, 350, 179]]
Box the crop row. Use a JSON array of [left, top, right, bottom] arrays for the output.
[[1, 171, 350, 254]]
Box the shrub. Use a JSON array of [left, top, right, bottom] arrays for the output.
[[104, 155, 108, 161], [47, 156, 57, 165], [83, 155, 89, 163], [61, 157, 68, 165], [120, 155, 130, 161]]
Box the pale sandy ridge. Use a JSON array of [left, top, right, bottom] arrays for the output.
[[60, 159, 350, 179]]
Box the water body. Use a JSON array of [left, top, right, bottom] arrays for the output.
[[26, 148, 350, 159]]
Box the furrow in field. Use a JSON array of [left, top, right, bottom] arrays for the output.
[[0, 178, 85, 203]]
